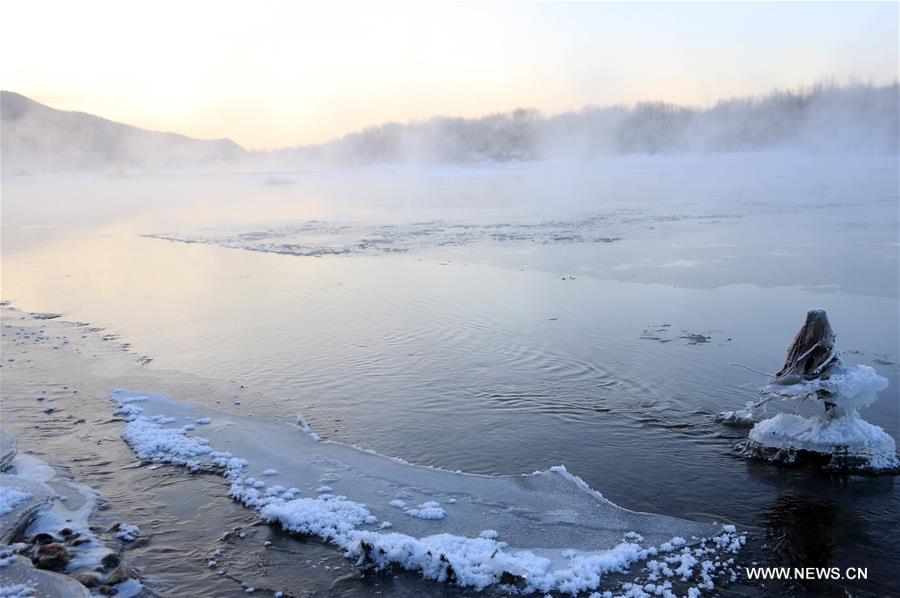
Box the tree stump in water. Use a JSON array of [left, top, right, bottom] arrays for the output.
[[731, 309, 898, 473], [773, 309, 841, 386]]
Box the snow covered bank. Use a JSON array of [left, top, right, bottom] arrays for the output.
[[0, 443, 142, 597], [110, 389, 745, 594]]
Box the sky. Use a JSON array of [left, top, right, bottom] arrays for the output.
[[1, 1, 897, 150]]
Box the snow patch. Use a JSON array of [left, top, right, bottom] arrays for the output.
[[115, 523, 141, 542], [404, 501, 445, 520]]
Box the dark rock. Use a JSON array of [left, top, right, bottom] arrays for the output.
[[106, 566, 138, 585], [738, 439, 900, 474], [74, 572, 102, 588], [680, 333, 711, 345], [32, 542, 71, 571], [499, 570, 526, 585], [100, 552, 120, 570], [31, 532, 57, 545]]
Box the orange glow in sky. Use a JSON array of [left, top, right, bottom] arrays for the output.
[[2, 1, 896, 149]]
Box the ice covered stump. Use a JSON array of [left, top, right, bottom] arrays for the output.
[[728, 310, 898, 473]]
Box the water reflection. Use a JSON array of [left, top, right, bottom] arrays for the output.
[[744, 462, 897, 596], [763, 495, 843, 566]]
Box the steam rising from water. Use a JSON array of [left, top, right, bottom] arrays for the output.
[[2, 81, 897, 175]]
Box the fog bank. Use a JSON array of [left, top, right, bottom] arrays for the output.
[[277, 82, 898, 165], [2, 82, 897, 175]]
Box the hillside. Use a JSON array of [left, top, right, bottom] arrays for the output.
[[1, 91, 246, 175]]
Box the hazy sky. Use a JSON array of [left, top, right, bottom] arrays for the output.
[[2, 1, 897, 149]]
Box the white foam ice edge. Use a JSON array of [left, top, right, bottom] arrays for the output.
[[109, 388, 745, 595]]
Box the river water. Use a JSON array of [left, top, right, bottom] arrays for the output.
[[1, 153, 898, 596]]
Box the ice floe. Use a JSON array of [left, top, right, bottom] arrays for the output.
[[145, 214, 628, 259]]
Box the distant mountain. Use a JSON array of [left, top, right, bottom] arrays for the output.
[[1, 91, 246, 175]]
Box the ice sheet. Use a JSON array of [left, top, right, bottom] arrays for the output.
[[110, 389, 743, 593]]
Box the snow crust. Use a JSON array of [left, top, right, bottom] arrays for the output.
[[109, 388, 745, 594]]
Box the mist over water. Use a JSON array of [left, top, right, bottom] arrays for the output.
[[276, 82, 899, 165], [2, 82, 897, 175]]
